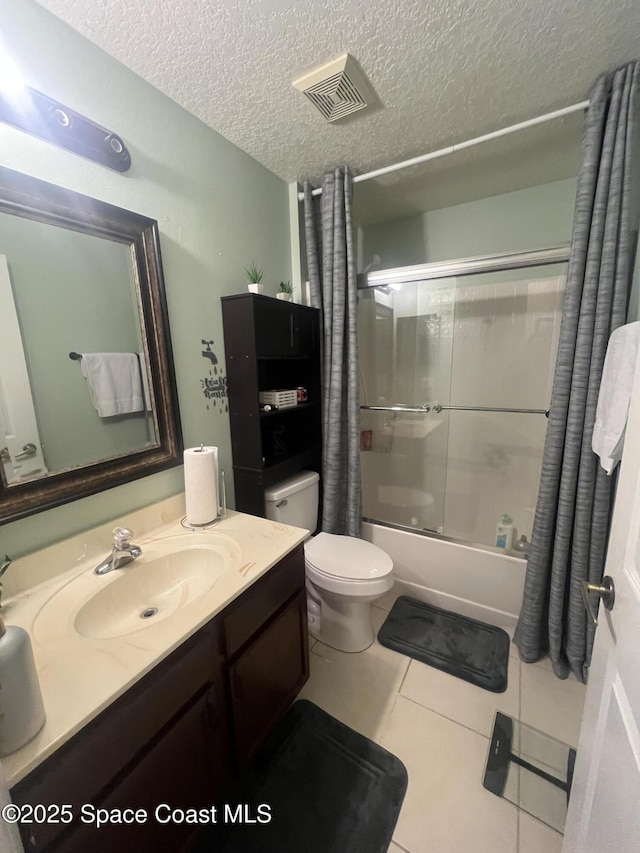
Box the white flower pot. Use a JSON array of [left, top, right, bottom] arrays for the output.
[[276, 292, 292, 301], [248, 283, 264, 294]]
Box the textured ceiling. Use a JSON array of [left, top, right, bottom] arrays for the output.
[[34, 0, 639, 202]]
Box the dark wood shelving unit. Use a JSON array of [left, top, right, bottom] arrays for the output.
[[222, 293, 322, 518]]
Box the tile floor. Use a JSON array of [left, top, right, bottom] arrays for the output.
[[298, 593, 587, 853]]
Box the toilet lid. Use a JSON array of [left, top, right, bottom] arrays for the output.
[[305, 533, 393, 580]]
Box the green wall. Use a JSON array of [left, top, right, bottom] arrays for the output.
[[360, 178, 578, 268], [0, 0, 291, 557]]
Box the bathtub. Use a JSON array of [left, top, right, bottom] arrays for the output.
[[362, 521, 526, 633]]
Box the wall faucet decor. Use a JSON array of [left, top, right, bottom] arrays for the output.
[[0, 86, 131, 172], [201, 340, 218, 366], [200, 338, 227, 413]]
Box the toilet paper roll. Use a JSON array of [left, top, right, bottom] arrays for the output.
[[184, 446, 219, 526]]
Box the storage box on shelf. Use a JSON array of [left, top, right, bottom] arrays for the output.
[[221, 294, 322, 520], [259, 389, 298, 409]]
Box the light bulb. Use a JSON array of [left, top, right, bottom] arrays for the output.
[[0, 50, 26, 98]]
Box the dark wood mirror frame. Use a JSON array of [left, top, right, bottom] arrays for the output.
[[0, 166, 183, 525]]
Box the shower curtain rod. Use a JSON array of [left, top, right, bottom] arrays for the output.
[[297, 100, 590, 200]]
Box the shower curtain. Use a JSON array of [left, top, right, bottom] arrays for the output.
[[303, 167, 362, 537], [515, 61, 639, 682]]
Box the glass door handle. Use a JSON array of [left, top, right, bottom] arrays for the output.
[[14, 443, 37, 460], [360, 405, 430, 413], [581, 576, 615, 626]]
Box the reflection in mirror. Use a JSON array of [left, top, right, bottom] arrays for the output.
[[0, 252, 49, 484], [0, 219, 157, 482], [0, 167, 182, 524]]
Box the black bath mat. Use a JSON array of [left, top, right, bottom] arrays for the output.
[[190, 700, 407, 853], [378, 596, 510, 693]]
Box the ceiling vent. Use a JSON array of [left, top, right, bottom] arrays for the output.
[[293, 54, 377, 123]]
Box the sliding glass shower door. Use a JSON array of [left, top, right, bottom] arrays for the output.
[[358, 256, 566, 551]]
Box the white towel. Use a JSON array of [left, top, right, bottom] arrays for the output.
[[592, 321, 640, 474], [80, 353, 144, 418]]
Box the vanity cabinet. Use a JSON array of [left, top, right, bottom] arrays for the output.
[[11, 544, 308, 853], [221, 293, 322, 520]]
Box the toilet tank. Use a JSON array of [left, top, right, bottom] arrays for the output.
[[264, 470, 319, 531]]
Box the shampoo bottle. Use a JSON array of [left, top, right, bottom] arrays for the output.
[[496, 514, 514, 549], [0, 614, 46, 755]]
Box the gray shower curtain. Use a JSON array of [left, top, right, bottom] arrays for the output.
[[303, 167, 362, 537], [514, 62, 639, 682]]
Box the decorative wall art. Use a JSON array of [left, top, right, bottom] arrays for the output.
[[200, 338, 228, 413]]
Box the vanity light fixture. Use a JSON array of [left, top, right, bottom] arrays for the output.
[[0, 76, 131, 172]]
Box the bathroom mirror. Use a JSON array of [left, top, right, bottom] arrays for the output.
[[0, 166, 182, 524]]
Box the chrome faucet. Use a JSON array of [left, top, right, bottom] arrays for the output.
[[94, 527, 142, 575]]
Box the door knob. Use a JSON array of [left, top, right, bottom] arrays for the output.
[[14, 443, 37, 460], [0, 447, 9, 462], [581, 576, 615, 626]]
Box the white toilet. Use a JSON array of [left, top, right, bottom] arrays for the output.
[[264, 470, 394, 653]]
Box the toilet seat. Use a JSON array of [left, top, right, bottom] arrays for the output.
[[304, 533, 393, 597], [305, 532, 392, 578]]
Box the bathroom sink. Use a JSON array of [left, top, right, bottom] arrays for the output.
[[34, 533, 240, 642], [74, 547, 229, 639]]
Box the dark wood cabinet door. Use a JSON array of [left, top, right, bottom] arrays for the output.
[[230, 590, 309, 761], [55, 688, 222, 853], [13, 624, 222, 852], [292, 305, 316, 355], [254, 298, 294, 356], [253, 297, 318, 357]]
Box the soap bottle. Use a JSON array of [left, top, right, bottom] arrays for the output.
[[496, 514, 514, 549], [513, 534, 530, 556], [0, 614, 46, 755]]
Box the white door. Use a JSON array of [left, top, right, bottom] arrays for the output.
[[0, 254, 48, 483], [563, 348, 640, 851]]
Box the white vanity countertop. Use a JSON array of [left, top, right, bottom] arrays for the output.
[[2, 508, 307, 788]]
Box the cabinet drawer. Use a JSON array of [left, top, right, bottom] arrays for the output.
[[13, 623, 221, 852], [223, 545, 304, 657]]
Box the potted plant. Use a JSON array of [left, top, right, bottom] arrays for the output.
[[277, 280, 293, 302], [245, 262, 264, 294]]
